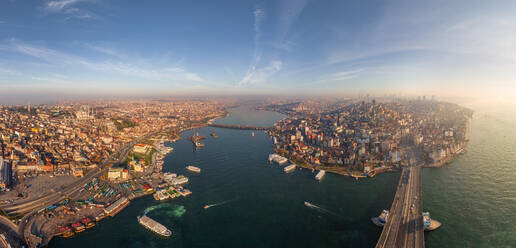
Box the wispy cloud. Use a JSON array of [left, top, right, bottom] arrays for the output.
[[239, 7, 267, 86], [327, 2, 516, 65], [277, 0, 308, 41], [316, 69, 362, 83], [80, 42, 124, 58], [1, 39, 207, 84], [45, 0, 82, 12], [0, 67, 20, 76], [43, 0, 99, 20]]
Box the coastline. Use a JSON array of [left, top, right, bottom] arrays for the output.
[[38, 114, 228, 247]]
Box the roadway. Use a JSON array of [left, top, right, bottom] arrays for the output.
[[0, 131, 151, 216], [376, 166, 424, 248]]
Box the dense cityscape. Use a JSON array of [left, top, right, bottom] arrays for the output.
[[0, 99, 228, 247], [265, 99, 473, 178], [0, 96, 475, 247], [1, 0, 515, 247]]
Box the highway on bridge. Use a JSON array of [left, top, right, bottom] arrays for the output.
[[376, 166, 424, 248]]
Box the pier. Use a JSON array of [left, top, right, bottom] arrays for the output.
[[208, 124, 271, 130], [376, 166, 424, 248]]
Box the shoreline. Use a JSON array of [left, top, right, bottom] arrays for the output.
[[39, 114, 228, 247]]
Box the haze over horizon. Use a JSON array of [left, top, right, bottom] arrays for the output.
[[1, 0, 516, 102]]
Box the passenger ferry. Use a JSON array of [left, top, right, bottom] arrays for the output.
[[138, 215, 172, 237], [284, 164, 296, 173], [315, 170, 325, 180], [186, 165, 201, 173]]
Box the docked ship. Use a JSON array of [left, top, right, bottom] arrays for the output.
[[81, 217, 96, 229], [59, 226, 74, 238], [104, 197, 130, 217], [423, 212, 442, 231], [371, 210, 390, 227], [95, 212, 107, 221], [315, 170, 325, 180], [268, 154, 288, 165], [138, 215, 172, 237], [186, 165, 201, 173], [170, 175, 189, 185], [284, 164, 296, 173], [153, 189, 170, 201], [72, 222, 85, 233]]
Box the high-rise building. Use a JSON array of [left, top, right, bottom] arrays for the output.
[[0, 158, 12, 189]]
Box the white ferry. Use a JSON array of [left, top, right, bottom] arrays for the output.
[[186, 165, 201, 173], [284, 164, 296, 173], [153, 189, 169, 201], [268, 154, 288, 165], [170, 175, 189, 185], [315, 170, 325, 180], [138, 215, 172, 237]]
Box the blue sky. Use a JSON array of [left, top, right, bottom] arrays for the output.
[[1, 0, 516, 100]]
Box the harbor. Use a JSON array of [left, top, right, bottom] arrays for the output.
[[47, 106, 511, 248]]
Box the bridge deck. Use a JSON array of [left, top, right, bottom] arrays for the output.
[[208, 123, 271, 130], [376, 166, 424, 248]]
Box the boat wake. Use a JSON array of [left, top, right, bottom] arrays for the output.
[[204, 199, 234, 209], [304, 201, 341, 217], [143, 203, 186, 218]]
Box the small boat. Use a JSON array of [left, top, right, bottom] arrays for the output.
[[304, 201, 316, 208], [371, 210, 390, 227], [251, 131, 255, 137], [423, 212, 442, 231], [210, 132, 218, 138], [204, 205, 210, 209], [62, 230, 75, 238]]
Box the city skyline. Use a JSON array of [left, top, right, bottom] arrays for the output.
[[1, 0, 516, 101]]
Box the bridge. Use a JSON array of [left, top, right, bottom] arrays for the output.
[[376, 166, 424, 248], [208, 123, 271, 130]]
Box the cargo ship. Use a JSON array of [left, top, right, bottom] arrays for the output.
[[315, 170, 325, 180], [104, 197, 130, 217], [284, 164, 296, 173], [186, 165, 201, 173], [138, 215, 172, 237], [371, 210, 390, 227]]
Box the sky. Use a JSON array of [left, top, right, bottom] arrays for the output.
[[1, 0, 516, 102]]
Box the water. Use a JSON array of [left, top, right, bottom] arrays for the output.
[[423, 112, 516, 247], [49, 106, 516, 247]]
